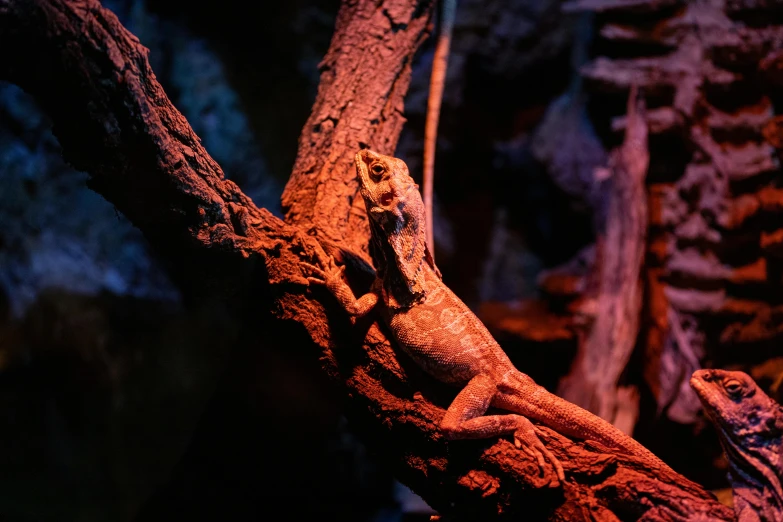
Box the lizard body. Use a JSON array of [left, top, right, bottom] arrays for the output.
[[306, 149, 670, 481], [690, 369, 783, 522]]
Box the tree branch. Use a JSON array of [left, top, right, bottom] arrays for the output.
[[282, 0, 432, 250], [0, 0, 732, 519], [558, 85, 649, 435], [0, 0, 286, 297]]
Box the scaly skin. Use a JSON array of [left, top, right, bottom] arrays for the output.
[[305, 149, 671, 482], [690, 369, 783, 522]]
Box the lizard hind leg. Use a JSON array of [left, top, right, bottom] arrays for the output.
[[440, 374, 564, 481]]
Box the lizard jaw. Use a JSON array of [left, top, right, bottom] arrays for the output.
[[690, 370, 721, 412], [368, 191, 396, 216]]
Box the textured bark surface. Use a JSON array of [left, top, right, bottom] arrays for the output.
[[516, 0, 783, 485], [558, 86, 649, 434], [281, 0, 431, 250], [574, 0, 783, 429], [0, 0, 734, 519]]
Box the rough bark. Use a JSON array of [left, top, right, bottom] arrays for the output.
[[0, 0, 733, 519], [557, 86, 649, 435], [578, 0, 783, 429], [281, 0, 431, 251]]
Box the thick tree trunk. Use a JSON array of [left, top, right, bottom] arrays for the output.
[[281, 0, 430, 251], [0, 0, 733, 519]]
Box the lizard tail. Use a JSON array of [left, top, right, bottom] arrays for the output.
[[500, 372, 671, 470]]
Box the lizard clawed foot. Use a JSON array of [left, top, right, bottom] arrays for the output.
[[301, 254, 345, 289], [513, 418, 565, 482]]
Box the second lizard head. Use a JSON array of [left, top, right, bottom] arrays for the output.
[[690, 369, 783, 507]]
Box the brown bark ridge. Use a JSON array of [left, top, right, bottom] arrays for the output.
[[0, 0, 733, 519], [281, 0, 431, 253], [557, 85, 649, 435]]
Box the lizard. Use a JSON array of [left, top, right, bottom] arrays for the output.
[[690, 369, 783, 522], [422, 0, 457, 259], [304, 149, 671, 481]]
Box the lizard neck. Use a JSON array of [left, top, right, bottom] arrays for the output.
[[377, 258, 441, 310], [720, 424, 783, 509], [729, 466, 783, 521], [368, 209, 441, 310]]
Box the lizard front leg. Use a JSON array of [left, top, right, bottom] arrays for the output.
[[302, 253, 379, 317], [441, 374, 564, 481]]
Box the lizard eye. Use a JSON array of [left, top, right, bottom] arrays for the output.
[[724, 379, 743, 397], [370, 162, 385, 178]]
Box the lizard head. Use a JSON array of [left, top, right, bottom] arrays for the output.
[[690, 369, 783, 499], [354, 149, 439, 307], [690, 370, 779, 434]]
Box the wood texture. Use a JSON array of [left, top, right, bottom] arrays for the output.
[[558, 86, 648, 434], [281, 0, 432, 251]]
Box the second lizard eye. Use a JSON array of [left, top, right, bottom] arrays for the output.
[[724, 379, 743, 397]]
